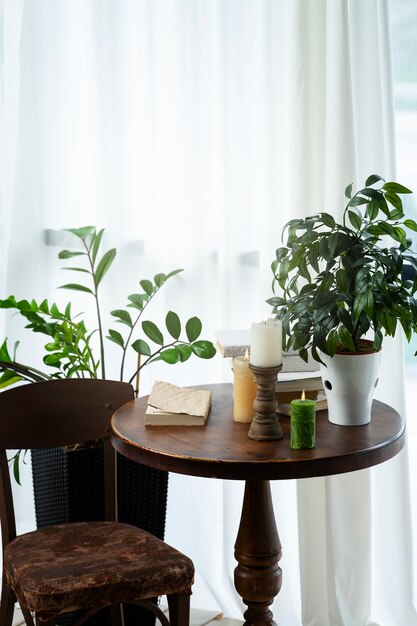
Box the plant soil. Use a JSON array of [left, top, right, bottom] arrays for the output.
[[336, 338, 380, 355]]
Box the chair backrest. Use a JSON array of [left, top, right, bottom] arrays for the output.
[[0, 379, 134, 548]]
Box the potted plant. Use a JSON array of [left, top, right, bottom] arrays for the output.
[[268, 175, 417, 425], [0, 226, 216, 626], [0, 225, 216, 475]]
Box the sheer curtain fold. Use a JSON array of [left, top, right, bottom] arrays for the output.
[[2, 1, 416, 624]]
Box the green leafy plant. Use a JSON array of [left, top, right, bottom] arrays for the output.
[[0, 226, 216, 482], [268, 175, 417, 364]]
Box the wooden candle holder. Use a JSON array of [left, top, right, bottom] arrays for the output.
[[248, 363, 283, 441]]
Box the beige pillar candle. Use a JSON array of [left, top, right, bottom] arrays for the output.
[[233, 351, 257, 423]]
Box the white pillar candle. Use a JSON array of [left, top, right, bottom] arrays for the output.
[[250, 319, 283, 367]]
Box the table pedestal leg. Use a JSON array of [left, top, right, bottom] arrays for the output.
[[234, 480, 282, 626]]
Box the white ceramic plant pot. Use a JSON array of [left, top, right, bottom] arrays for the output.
[[319, 349, 382, 426]]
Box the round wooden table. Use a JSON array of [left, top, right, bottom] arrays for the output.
[[111, 383, 405, 626]]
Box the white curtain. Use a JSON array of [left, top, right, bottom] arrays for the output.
[[2, 1, 416, 624]]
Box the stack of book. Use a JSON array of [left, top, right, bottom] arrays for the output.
[[276, 373, 323, 403], [275, 371, 327, 415], [215, 329, 320, 373]]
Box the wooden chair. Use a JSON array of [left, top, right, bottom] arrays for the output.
[[0, 379, 194, 626]]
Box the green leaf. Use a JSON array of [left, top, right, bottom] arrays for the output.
[[380, 310, 397, 336], [361, 187, 384, 200], [185, 317, 202, 342], [0, 296, 18, 309], [38, 299, 49, 314], [0, 372, 22, 389], [59, 283, 94, 294], [337, 308, 353, 333], [353, 291, 367, 321], [384, 191, 402, 210], [275, 247, 289, 262], [366, 200, 379, 220], [131, 339, 151, 356], [154, 273, 167, 287], [318, 272, 334, 293], [0, 340, 12, 362], [176, 344, 193, 362], [365, 289, 374, 318], [44, 342, 58, 352], [293, 332, 310, 351], [404, 219, 417, 232], [13, 454, 21, 486], [140, 279, 154, 296], [393, 226, 408, 247], [58, 250, 85, 259], [107, 329, 125, 348], [326, 328, 339, 355], [43, 354, 62, 366], [389, 207, 404, 220], [191, 340, 217, 359], [337, 326, 356, 352], [65, 226, 95, 239], [383, 182, 412, 194], [91, 228, 105, 264], [278, 258, 290, 285], [266, 296, 286, 307], [166, 268, 184, 279], [349, 196, 369, 207], [61, 267, 90, 273], [160, 348, 181, 364], [142, 321, 164, 345], [344, 183, 353, 199], [298, 256, 311, 282], [348, 210, 362, 230], [166, 311, 181, 339], [321, 213, 335, 228], [127, 293, 148, 310], [110, 309, 133, 327], [335, 269, 348, 292], [288, 245, 306, 271], [366, 174, 384, 186], [94, 248, 116, 287], [307, 243, 320, 273]]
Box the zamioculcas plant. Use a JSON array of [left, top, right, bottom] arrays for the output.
[[0, 226, 216, 481]]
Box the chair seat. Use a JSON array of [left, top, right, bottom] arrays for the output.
[[4, 521, 194, 618]]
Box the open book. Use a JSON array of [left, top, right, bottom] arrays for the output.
[[145, 380, 211, 426]]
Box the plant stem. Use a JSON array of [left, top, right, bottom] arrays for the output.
[[0, 361, 50, 382], [127, 341, 181, 385], [83, 237, 106, 379], [134, 353, 141, 398], [119, 284, 163, 381]]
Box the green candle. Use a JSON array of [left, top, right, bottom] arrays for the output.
[[290, 397, 316, 449]]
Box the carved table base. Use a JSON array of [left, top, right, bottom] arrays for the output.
[[234, 480, 282, 626]]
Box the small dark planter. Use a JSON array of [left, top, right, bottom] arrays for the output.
[[31, 447, 169, 626]]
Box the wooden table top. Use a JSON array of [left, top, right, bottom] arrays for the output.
[[111, 383, 405, 481]]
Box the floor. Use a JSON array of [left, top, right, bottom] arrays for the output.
[[12, 605, 242, 626]]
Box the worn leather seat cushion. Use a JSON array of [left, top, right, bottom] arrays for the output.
[[4, 521, 194, 617]]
